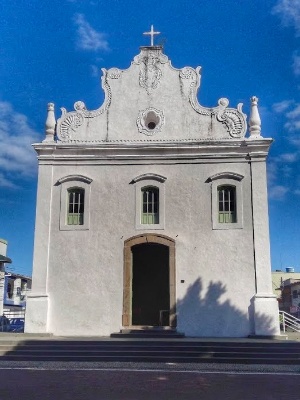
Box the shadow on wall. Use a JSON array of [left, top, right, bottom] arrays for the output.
[[174, 278, 277, 337]]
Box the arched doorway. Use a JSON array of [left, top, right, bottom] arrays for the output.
[[123, 234, 176, 328]]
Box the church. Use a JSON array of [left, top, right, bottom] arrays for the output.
[[25, 27, 280, 337]]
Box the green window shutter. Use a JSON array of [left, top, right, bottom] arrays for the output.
[[67, 188, 85, 225], [218, 186, 236, 224], [141, 186, 159, 224]]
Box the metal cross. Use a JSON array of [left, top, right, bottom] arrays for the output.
[[143, 25, 160, 46]]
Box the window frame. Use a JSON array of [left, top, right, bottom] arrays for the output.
[[67, 187, 85, 226], [210, 172, 244, 230], [57, 175, 92, 231], [132, 173, 166, 230], [141, 185, 160, 225], [217, 185, 237, 224]]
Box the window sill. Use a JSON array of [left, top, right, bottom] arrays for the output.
[[213, 222, 243, 230], [60, 225, 89, 231], [136, 224, 165, 230]]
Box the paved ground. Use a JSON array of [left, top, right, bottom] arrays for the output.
[[0, 366, 299, 400], [0, 332, 299, 399]]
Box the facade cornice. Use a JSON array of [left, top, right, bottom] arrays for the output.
[[33, 138, 272, 164]]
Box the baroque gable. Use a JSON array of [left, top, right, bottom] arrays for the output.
[[54, 46, 247, 143]]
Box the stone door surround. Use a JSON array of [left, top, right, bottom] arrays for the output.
[[122, 233, 176, 328]]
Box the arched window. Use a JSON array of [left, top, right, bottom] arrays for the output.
[[67, 188, 85, 225], [141, 186, 159, 224], [209, 172, 243, 230], [57, 175, 92, 231], [218, 185, 236, 223]]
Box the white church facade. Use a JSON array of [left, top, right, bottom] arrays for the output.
[[25, 30, 280, 337]]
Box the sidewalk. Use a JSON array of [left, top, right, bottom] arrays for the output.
[[0, 331, 298, 342]]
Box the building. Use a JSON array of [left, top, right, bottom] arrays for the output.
[[0, 239, 12, 316], [272, 269, 300, 304], [272, 269, 300, 314], [0, 239, 32, 318], [25, 30, 280, 337], [4, 272, 32, 313]]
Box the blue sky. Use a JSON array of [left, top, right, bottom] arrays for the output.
[[0, 0, 300, 276]]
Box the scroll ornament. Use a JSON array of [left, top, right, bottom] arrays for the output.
[[179, 67, 247, 138], [57, 69, 112, 141]]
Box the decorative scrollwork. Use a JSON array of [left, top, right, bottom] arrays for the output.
[[107, 68, 121, 79], [179, 67, 197, 80], [139, 53, 163, 94], [58, 69, 113, 140], [179, 66, 210, 117], [59, 112, 84, 140], [215, 99, 247, 138], [74, 101, 86, 111]]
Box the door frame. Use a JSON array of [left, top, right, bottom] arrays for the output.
[[122, 234, 176, 328]]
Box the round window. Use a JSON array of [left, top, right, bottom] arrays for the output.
[[144, 111, 160, 131]]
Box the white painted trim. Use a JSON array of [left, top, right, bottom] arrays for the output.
[[57, 175, 93, 184], [211, 177, 243, 230], [209, 172, 244, 182], [58, 177, 92, 231], [134, 179, 165, 230], [131, 173, 167, 183]]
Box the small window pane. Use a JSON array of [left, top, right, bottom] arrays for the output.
[[141, 186, 159, 224], [67, 188, 85, 225], [218, 186, 236, 223]]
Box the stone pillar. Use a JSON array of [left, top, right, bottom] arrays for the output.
[[250, 156, 280, 336], [25, 164, 52, 333]]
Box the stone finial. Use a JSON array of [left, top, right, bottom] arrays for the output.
[[249, 96, 262, 139], [44, 103, 56, 142]]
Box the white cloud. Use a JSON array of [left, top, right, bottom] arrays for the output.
[[268, 185, 289, 200], [281, 164, 293, 177], [289, 133, 300, 146], [0, 101, 41, 187], [281, 103, 300, 132], [273, 100, 294, 113], [286, 104, 300, 119], [272, 0, 300, 36], [73, 14, 109, 52], [285, 119, 300, 132], [279, 152, 298, 162], [0, 173, 18, 189]]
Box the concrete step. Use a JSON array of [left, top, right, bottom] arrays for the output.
[[111, 329, 185, 338], [0, 339, 299, 364]]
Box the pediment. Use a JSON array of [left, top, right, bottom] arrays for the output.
[[56, 46, 247, 143]]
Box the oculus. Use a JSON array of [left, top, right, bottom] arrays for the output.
[[137, 107, 165, 136]]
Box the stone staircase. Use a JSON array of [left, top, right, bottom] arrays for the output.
[[111, 329, 185, 338], [0, 336, 299, 364]]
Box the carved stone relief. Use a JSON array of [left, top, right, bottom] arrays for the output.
[[137, 107, 165, 136], [107, 68, 121, 79], [59, 110, 84, 140], [134, 49, 169, 95]]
